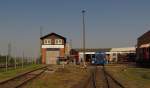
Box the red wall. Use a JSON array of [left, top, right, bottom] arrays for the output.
[[42, 48, 46, 64]]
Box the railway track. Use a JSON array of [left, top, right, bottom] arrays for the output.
[[0, 66, 48, 88], [86, 66, 125, 88]]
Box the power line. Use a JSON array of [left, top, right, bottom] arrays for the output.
[[82, 10, 86, 67]]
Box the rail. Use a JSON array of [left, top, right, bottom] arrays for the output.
[[103, 66, 125, 88], [0, 65, 48, 88], [85, 66, 125, 88]]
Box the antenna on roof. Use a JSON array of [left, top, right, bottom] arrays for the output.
[[70, 39, 72, 49], [40, 26, 43, 37]]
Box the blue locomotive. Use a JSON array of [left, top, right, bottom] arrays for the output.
[[91, 52, 107, 65]]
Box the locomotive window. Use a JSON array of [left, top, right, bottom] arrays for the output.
[[92, 54, 95, 58]]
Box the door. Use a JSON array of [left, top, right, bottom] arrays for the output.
[[46, 51, 59, 64]]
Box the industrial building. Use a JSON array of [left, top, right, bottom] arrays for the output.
[[108, 47, 136, 62], [40, 33, 67, 64], [137, 30, 150, 65], [70, 47, 136, 64], [71, 48, 110, 64]]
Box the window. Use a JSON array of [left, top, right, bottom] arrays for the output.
[[47, 39, 51, 44], [92, 54, 95, 58], [44, 39, 47, 44], [44, 39, 51, 44], [55, 39, 62, 44], [113, 53, 116, 56]]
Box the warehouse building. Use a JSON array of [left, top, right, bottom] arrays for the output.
[[137, 30, 150, 66], [71, 47, 136, 64], [74, 48, 110, 64], [40, 33, 67, 64], [108, 47, 136, 62]]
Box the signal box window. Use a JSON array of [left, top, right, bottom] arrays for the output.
[[44, 39, 51, 44], [55, 39, 62, 44]]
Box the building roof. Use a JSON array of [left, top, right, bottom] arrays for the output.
[[74, 48, 111, 52], [40, 32, 66, 40], [110, 47, 135, 52], [138, 30, 150, 40], [74, 47, 135, 52]]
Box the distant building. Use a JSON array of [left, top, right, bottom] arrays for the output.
[[70, 49, 79, 64], [65, 43, 71, 56], [71, 47, 136, 64], [108, 47, 136, 62], [40, 33, 66, 64], [137, 30, 150, 65], [74, 48, 110, 63]]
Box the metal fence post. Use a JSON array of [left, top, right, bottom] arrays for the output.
[[22, 52, 24, 69], [6, 55, 8, 71], [14, 56, 16, 69]]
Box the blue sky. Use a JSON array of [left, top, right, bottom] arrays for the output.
[[0, 0, 150, 57]]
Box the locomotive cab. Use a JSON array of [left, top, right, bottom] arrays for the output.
[[91, 52, 107, 65]]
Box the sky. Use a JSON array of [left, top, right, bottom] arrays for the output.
[[0, 0, 150, 57]]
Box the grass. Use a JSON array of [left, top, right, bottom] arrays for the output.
[[105, 65, 150, 88], [23, 65, 90, 88], [0, 64, 44, 81]]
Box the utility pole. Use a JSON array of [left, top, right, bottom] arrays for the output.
[[82, 10, 86, 67], [14, 46, 17, 69], [40, 26, 43, 38], [14, 55, 16, 69], [5, 55, 8, 71], [22, 51, 24, 69], [8, 42, 11, 64], [8, 42, 11, 59], [40, 26, 43, 64], [7, 42, 11, 71], [70, 39, 72, 50]]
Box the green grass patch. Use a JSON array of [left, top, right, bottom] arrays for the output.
[[105, 65, 150, 88], [0, 64, 44, 81]]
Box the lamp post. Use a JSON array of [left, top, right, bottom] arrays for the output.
[[82, 10, 86, 67]]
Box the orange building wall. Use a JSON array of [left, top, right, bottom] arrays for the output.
[[60, 48, 65, 57], [42, 48, 65, 64]]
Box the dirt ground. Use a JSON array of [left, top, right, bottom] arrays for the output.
[[22, 65, 91, 88]]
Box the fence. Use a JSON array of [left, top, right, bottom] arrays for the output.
[[0, 55, 39, 72]]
